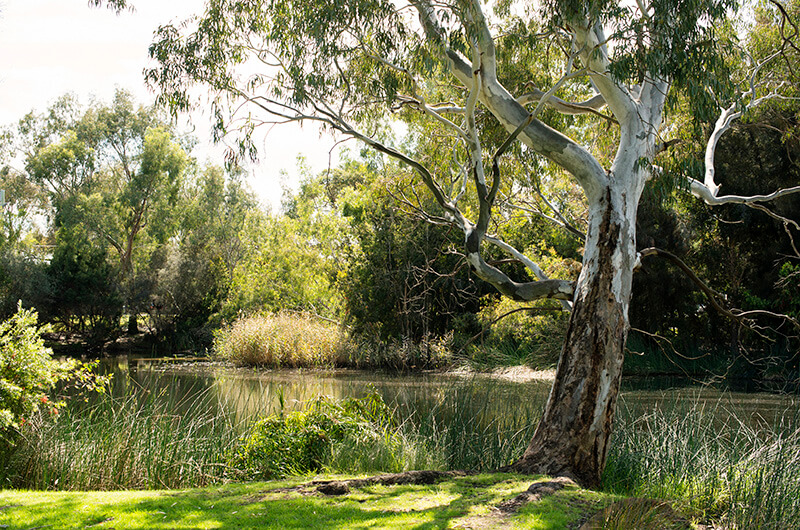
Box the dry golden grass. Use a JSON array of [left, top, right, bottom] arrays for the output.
[[214, 313, 354, 367]]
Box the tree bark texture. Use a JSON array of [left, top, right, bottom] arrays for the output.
[[510, 182, 639, 487]]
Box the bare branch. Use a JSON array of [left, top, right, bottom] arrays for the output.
[[692, 49, 800, 207], [690, 179, 800, 206], [509, 193, 586, 241], [638, 247, 800, 334], [370, 55, 469, 139]]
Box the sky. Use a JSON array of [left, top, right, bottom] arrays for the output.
[[0, 0, 338, 209]]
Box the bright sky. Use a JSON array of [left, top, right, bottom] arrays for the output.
[[0, 0, 338, 210]]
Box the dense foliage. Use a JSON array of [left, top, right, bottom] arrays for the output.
[[0, 304, 107, 459], [0, 305, 60, 452], [228, 392, 398, 479]]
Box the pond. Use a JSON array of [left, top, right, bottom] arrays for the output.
[[101, 356, 800, 432]]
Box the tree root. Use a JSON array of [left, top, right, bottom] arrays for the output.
[[254, 470, 473, 499], [314, 470, 472, 495], [494, 476, 576, 514], [457, 476, 577, 529]]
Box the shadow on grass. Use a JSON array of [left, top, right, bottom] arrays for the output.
[[0, 474, 608, 529]]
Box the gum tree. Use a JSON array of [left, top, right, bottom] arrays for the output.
[[146, 0, 800, 485], [6, 91, 187, 335]]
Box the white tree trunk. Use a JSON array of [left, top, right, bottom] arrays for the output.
[[509, 117, 649, 486]]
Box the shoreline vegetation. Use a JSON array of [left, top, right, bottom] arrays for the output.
[[211, 312, 800, 391], [42, 310, 799, 392], [1, 370, 798, 528], [2, 311, 798, 529]]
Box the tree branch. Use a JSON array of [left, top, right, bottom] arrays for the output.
[[517, 89, 615, 123], [410, 0, 609, 201], [638, 247, 800, 334]]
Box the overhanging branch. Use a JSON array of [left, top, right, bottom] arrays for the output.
[[638, 247, 800, 334]]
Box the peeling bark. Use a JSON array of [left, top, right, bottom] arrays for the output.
[[510, 184, 638, 487]]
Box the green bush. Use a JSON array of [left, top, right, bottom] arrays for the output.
[[1, 303, 110, 471], [228, 391, 398, 479], [0, 304, 61, 453]]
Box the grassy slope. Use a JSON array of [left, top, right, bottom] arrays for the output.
[[0, 473, 621, 530]]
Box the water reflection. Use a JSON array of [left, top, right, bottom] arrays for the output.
[[98, 356, 800, 431]]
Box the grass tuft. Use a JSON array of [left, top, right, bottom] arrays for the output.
[[2, 387, 243, 490], [603, 395, 800, 529], [215, 313, 456, 369]]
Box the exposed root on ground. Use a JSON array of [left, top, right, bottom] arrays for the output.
[[457, 476, 577, 529], [314, 470, 472, 495], [249, 470, 472, 500]]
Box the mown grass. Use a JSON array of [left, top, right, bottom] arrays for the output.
[[0, 473, 618, 530]]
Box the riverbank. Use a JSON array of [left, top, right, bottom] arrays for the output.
[[5, 361, 799, 528], [0, 472, 700, 529]]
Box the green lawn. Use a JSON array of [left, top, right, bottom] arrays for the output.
[[0, 473, 625, 529]]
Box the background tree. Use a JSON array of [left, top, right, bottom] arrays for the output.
[[151, 163, 258, 344], [0, 157, 50, 319], [334, 159, 484, 342], [1, 91, 189, 342], [224, 161, 348, 320]]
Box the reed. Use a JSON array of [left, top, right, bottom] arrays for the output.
[[215, 313, 456, 369], [393, 379, 546, 471], [2, 386, 244, 490], [603, 395, 800, 529], [214, 312, 354, 368]]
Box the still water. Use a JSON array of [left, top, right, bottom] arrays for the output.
[[100, 356, 800, 430]]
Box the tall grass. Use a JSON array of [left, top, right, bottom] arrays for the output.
[[214, 312, 354, 367], [392, 380, 546, 471], [2, 376, 542, 490], [215, 312, 455, 369], [604, 395, 800, 529], [3, 387, 244, 490], [347, 331, 455, 370], [216, 378, 545, 479]]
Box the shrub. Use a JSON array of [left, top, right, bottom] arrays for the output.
[[1, 303, 109, 469], [347, 329, 455, 370], [227, 391, 399, 479], [213, 312, 354, 367], [0, 303, 62, 453]]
